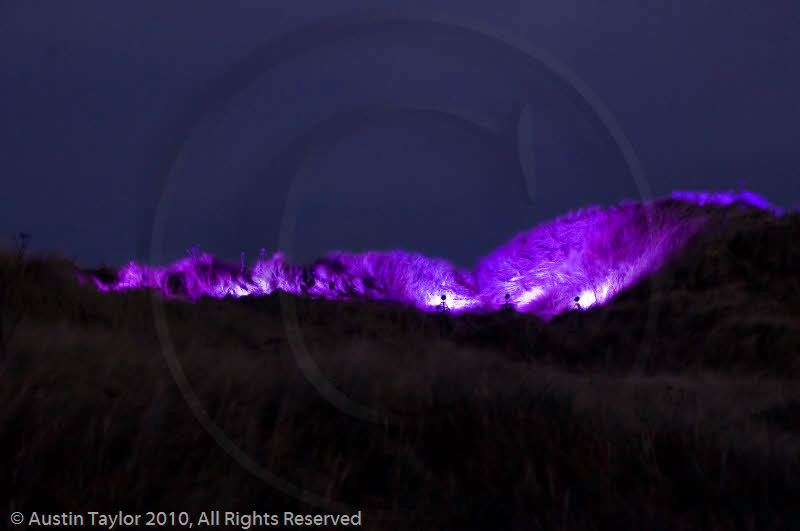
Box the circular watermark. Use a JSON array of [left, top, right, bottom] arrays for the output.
[[271, 11, 654, 425], [147, 8, 655, 514]]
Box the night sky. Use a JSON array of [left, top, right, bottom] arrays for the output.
[[1, 1, 798, 268]]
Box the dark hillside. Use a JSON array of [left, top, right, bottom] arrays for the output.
[[1, 207, 799, 530]]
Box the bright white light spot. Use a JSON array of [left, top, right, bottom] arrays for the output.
[[517, 286, 544, 306], [450, 298, 479, 310], [230, 285, 250, 298], [578, 289, 597, 308], [427, 294, 444, 306], [426, 293, 478, 310]]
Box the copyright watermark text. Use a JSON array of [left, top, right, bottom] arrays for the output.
[[11, 510, 362, 528]]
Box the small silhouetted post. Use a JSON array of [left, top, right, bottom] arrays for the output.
[[501, 293, 515, 312], [574, 296, 582, 310], [3, 232, 30, 359], [437, 294, 450, 313], [13, 232, 31, 262]]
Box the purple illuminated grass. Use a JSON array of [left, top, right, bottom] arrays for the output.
[[86, 190, 783, 320]]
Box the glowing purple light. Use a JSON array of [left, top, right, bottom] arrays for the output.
[[87, 190, 783, 320], [670, 189, 783, 214]]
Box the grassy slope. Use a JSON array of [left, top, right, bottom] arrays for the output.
[[1, 205, 799, 530]]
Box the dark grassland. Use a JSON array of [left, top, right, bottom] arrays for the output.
[[1, 205, 799, 530]]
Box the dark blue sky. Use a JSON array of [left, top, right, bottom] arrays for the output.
[[1, 1, 798, 268]]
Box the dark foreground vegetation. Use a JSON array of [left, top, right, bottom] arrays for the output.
[[1, 206, 799, 530]]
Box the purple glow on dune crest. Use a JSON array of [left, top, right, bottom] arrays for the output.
[[86, 190, 783, 320], [670, 189, 783, 214]]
